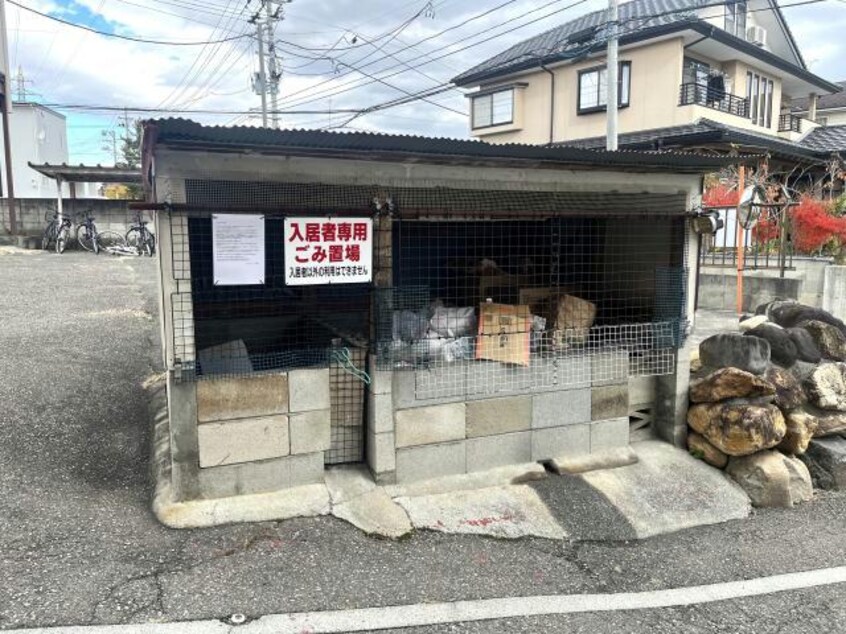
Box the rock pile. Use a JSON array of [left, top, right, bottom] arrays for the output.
[[688, 299, 846, 507]]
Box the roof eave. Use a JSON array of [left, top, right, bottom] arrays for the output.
[[453, 21, 839, 94], [152, 137, 744, 174]]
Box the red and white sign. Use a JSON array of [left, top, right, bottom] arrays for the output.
[[284, 217, 373, 286]]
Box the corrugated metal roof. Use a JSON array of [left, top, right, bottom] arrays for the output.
[[146, 118, 747, 172], [558, 118, 845, 159]]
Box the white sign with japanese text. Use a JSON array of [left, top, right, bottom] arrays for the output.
[[212, 213, 265, 285], [284, 217, 373, 286]]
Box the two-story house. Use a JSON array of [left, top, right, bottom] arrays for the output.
[[453, 0, 844, 186]]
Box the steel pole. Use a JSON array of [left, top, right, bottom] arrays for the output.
[[606, 0, 618, 151]]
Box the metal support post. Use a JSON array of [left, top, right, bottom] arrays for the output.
[[606, 0, 618, 151]]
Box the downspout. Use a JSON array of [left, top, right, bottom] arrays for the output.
[[541, 64, 555, 145]]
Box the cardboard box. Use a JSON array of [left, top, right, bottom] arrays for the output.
[[475, 303, 531, 366]]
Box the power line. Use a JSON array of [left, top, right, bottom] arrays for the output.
[[7, 0, 253, 45], [276, 0, 832, 113]]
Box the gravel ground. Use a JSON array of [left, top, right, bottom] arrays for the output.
[[1, 250, 845, 632]]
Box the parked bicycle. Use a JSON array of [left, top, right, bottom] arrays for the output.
[[75, 209, 100, 254], [42, 210, 72, 254], [125, 212, 155, 257]]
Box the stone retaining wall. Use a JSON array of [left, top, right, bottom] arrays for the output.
[[368, 354, 631, 485], [188, 370, 330, 500]]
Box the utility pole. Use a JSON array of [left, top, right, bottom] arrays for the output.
[[0, 0, 16, 234], [606, 0, 618, 151], [101, 129, 118, 165], [250, 0, 287, 128]]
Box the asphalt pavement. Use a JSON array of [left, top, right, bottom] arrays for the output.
[[1, 249, 846, 633]]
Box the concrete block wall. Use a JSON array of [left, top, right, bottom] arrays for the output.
[[368, 354, 632, 484], [192, 369, 331, 499]]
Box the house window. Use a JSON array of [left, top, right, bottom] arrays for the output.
[[725, 0, 747, 37], [471, 89, 514, 129], [577, 62, 631, 114], [683, 58, 710, 87], [746, 71, 774, 127]]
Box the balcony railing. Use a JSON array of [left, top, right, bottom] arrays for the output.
[[679, 83, 749, 118], [778, 113, 802, 133]]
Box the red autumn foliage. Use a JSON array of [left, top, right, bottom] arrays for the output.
[[791, 196, 846, 253], [753, 210, 780, 243], [703, 184, 739, 207]]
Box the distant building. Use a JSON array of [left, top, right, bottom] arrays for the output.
[[0, 101, 102, 199]]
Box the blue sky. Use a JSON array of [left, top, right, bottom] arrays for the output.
[[5, 0, 845, 165]]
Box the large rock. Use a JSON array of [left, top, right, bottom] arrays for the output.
[[699, 333, 771, 376], [800, 436, 846, 490], [789, 360, 818, 383], [689, 367, 775, 403], [765, 365, 806, 410], [800, 320, 846, 361], [768, 301, 846, 336], [687, 431, 728, 468], [804, 363, 846, 411], [739, 315, 769, 332], [745, 324, 797, 367], [687, 402, 786, 456], [778, 409, 818, 455], [786, 405, 846, 438], [786, 327, 822, 364], [726, 450, 813, 508]]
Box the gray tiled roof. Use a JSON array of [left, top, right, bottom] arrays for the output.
[[452, 0, 710, 85], [793, 81, 846, 112], [559, 118, 845, 158], [146, 118, 745, 172], [801, 125, 846, 152]]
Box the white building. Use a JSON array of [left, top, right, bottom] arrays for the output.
[[0, 101, 98, 198]]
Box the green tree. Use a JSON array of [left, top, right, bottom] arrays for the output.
[[113, 119, 142, 199]]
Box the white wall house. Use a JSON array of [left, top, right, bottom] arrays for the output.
[[0, 101, 71, 198]]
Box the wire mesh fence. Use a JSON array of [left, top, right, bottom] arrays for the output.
[[700, 205, 794, 271], [165, 179, 691, 463]]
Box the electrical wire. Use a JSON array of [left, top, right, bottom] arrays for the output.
[[7, 0, 253, 45]]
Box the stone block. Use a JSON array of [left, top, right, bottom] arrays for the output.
[[196, 373, 288, 422], [466, 431, 531, 472], [368, 392, 394, 434], [801, 436, 846, 490], [288, 368, 330, 413], [197, 415, 289, 468], [395, 403, 466, 448], [466, 361, 531, 398], [532, 389, 591, 428], [529, 357, 558, 391], [367, 430, 396, 475], [531, 423, 590, 461], [289, 409, 331, 454], [465, 396, 532, 438], [414, 365, 467, 403], [590, 417, 630, 452], [368, 359, 393, 395], [628, 375, 656, 407], [556, 354, 592, 390], [591, 350, 629, 387], [197, 455, 291, 499], [392, 370, 418, 410], [396, 441, 466, 483], [289, 452, 325, 486], [591, 385, 629, 421]]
